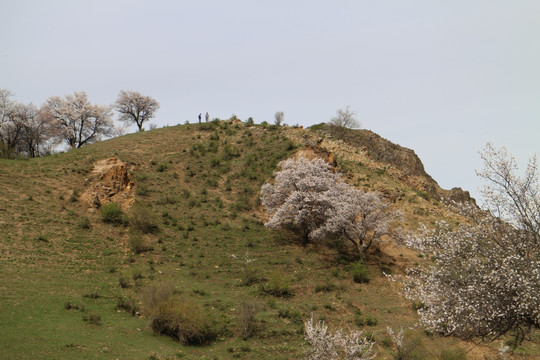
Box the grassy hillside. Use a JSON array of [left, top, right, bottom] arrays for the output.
[[0, 121, 537, 359]]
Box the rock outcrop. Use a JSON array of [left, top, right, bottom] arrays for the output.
[[284, 125, 476, 204], [80, 157, 135, 210]]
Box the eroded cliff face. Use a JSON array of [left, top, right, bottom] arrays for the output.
[[80, 157, 135, 210], [284, 125, 475, 204]]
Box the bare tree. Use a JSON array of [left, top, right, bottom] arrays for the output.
[[44, 91, 114, 149], [20, 105, 58, 157], [115, 90, 160, 132], [328, 106, 361, 139], [261, 157, 400, 254], [329, 106, 361, 129], [274, 111, 285, 126], [403, 144, 540, 345]]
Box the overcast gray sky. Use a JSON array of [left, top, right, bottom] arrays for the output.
[[1, 0, 539, 201]]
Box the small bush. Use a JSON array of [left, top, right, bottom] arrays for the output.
[[64, 302, 82, 311], [439, 348, 468, 360], [238, 302, 259, 339], [314, 282, 336, 293], [82, 313, 101, 326], [392, 332, 429, 360], [156, 164, 168, 172], [350, 260, 370, 284], [278, 308, 303, 324], [78, 216, 91, 229], [83, 291, 100, 299], [365, 316, 378, 326], [141, 284, 221, 345], [129, 231, 151, 254], [116, 297, 140, 316], [101, 203, 122, 224], [128, 203, 159, 233], [119, 277, 131, 288], [136, 185, 150, 196], [261, 273, 292, 297]]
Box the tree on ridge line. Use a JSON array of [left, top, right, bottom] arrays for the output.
[[115, 90, 160, 132]]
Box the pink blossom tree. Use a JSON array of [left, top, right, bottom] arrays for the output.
[[261, 157, 399, 255]]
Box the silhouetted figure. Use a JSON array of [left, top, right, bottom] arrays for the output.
[[198, 113, 202, 123], [205, 112, 209, 122]]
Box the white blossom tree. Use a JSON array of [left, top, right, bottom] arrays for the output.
[[115, 90, 160, 132], [0, 88, 14, 125], [403, 144, 540, 345], [44, 91, 114, 149], [0, 102, 26, 152], [0, 90, 57, 157], [261, 157, 399, 254], [304, 315, 375, 360]]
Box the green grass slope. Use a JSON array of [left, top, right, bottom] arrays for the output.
[[0, 121, 537, 359]]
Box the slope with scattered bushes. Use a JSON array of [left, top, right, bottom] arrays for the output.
[[0, 120, 537, 359]]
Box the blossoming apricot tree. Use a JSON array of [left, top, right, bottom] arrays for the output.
[[261, 156, 400, 255], [404, 144, 540, 345]]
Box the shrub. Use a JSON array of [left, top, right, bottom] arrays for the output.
[[261, 273, 292, 297], [116, 296, 140, 316], [388, 328, 429, 360], [439, 348, 468, 360], [64, 302, 82, 311], [141, 284, 221, 345], [119, 277, 131, 288], [242, 267, 261, 286], [314, 282, 336, 293], [129, 231, 151, 254], [278, 308, 303, 324], [101, 203, 122, 224], [136, 185, 150, 196], [365, 316, 378, 326], [83, 291, 100, 299], [238, 302, 259, 339], [82, 313, 101, 326], [128, 203, 159, 233], [156, 164, 168, 172], [351, 261, 370, 284], [78, 216, 91, 229]]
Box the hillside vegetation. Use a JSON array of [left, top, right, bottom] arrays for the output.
[[0, 120, 537, 359]]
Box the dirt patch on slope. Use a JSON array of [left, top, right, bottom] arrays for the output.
[[80, 157, 135, 211]]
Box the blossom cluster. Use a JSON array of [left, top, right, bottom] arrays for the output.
[[261, 157, 400, 253], [304, 316, 375, 360], [404, 201, 540, 343]]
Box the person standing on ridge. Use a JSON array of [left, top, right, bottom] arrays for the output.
[[205, 112, 209, 122], [198, 113, 202, 123]]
